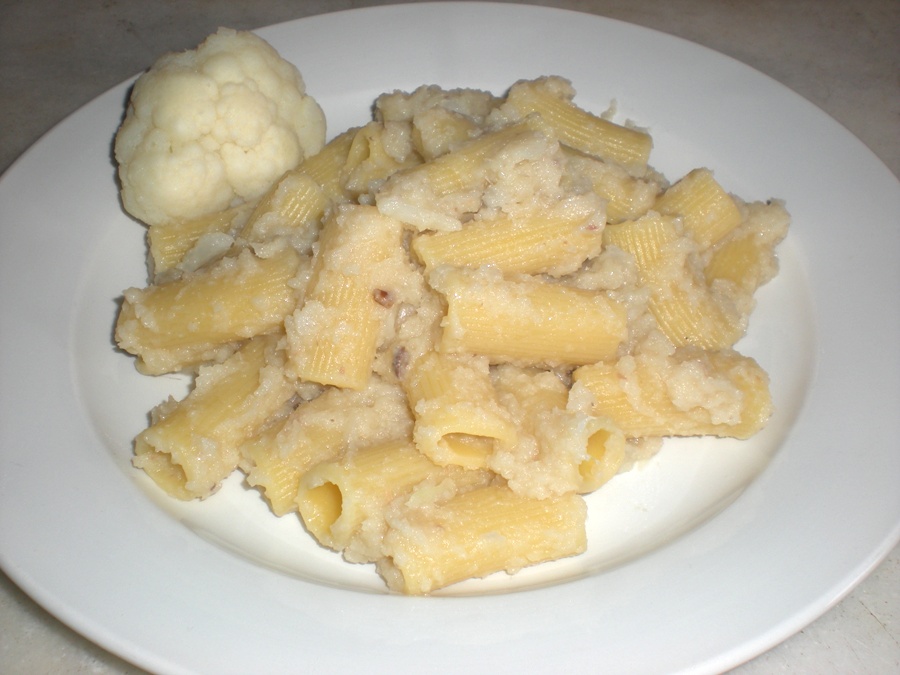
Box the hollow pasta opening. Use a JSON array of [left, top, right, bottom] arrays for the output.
[[579, 425, 625, 491], [438, 433, 493, 469], [298, 480, 343, 542], [133, 445, 192, 501]]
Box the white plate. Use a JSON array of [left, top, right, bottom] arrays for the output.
[[1, 3, 898, 673]]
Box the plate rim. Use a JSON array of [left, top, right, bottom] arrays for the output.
[[1, 3, 899, 674]]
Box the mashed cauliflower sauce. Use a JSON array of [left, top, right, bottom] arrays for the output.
[[114, 29, 788, 594]]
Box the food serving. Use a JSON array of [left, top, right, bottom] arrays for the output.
[[113, 28, 789, 594]]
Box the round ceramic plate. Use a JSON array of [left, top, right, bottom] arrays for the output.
[[1, 3, 898, 673]]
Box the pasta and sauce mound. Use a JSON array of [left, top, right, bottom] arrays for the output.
[[114, 34, 789, 594]]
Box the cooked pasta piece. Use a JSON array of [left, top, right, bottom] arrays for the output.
[[285, 205, 402, 389], [298, 438, 492, 560], [563, 148, 661, 223], [603, 212, 748, 350], [402, 351, 517, 469], [430, 266, 628, 366], [148, 203, 253, 280], [239, 169, 328, 245], [654, 168, 742, 248], [412, 193, 605, 277], [375, 122, 536, 231], [116, 244, 304, 375], [704, 199, 790, 293], [241, 376, 412, 516], [379, 485, 587, 594], [572, 347, 772, 439], [409, 106, 482, 161], [374, 84, 500, 162], [297, 438, 435, 550], [342, 121, 423, 198], [239, 129, 362, 245], [301, 128, 358, 203], [500, 76, 653, 174], [489, 365, 626, 498], [133, 334, 295, 500]]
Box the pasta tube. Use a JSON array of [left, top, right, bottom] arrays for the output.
[[133, 334, 295, 500], [241, 376, 413, 516], [403, 352, 517, 469], [296, 438, 438, 551], [239, 169, 328, 246], [148, 203, 252, 279], [116, 245, 304, 375], [430, 266, 628, 366], [603, 213, 747, 350], [379, 485, 587, 595], [300, 128, 358, 203], [563, 149, 661, 223], [342, 121, 423, 198], [285, 205, 402, 389], [490, 365, 626, 497], [572, 348, 773, 439], [375, 122, 536, 231], [654, 168, 742, 248], [502, 77, 653, 174], [412, 194, 605, 277], [704, 199, 790, 293], [298, 438, 493, 564]]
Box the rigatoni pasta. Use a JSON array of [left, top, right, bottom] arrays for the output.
[[115, 61, 788, 594], [379, 485, 588, 595], [431, 265, 629, 366], [403, 351, 517, 470], [133, 333, 295, 500], [285, 204, 403, 389], [412, 194, 605, 277], [116, 244, 304, 375], [499, 77, 653, 174]]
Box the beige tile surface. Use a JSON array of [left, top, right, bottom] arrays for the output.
[[1, 1, 897, 673]]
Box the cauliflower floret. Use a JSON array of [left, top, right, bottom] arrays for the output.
[[114, 27, 326, 227]]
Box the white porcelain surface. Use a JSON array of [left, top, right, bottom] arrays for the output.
[[1, 2, 898, 673]]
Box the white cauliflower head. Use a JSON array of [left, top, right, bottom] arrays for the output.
[[114, 27, 326, 227]]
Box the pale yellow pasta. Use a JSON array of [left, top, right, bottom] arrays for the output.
[[563, 148, 661, 223], [342, 121, 423, 198], [133, 334, 295, 500], [297, 438, 432, 550], [654, 168, 742, 248], [603, 212, 747, 349], [572, 348, 773, 439], [409, 106, 482, 161], [117, 71, 788, 595], [412, 194, 605, 277], [378, 485, 587, 595], [241, 377, 413, 516], [374, 84, 500, 162], [285, 204, 401, 389], [403, 351, 517, 469], [648, 284, 747, 351], [430, 266, 628, 366], [116, 245, 304, 375], [501, 77, 653, 174], [704, 199, 790, 293], [298, 438, 490, 556], [375, 122, 536, 231], [239, 169, 328, 245], [301, 128, 358, 203], [148, 203, 253, 280], [489, 364, 626, 497], [240, 130, 362, 244], [237, 410, 307, 516]]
